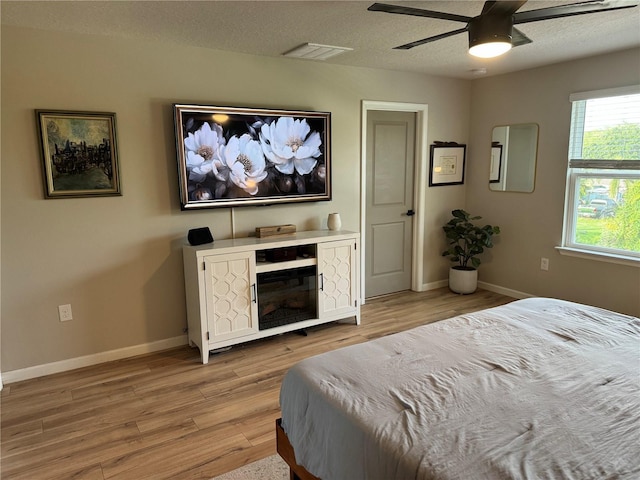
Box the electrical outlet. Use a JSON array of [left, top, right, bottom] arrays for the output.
[[58, 304, 73, 322], [540, 257, 549, 271]]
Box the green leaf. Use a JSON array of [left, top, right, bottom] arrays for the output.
[[442, 210, 500, 268]]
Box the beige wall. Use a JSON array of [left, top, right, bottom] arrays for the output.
[[1, 26, 470, 373], [467, 48, 640, 317], [4, 26, 637, 377]]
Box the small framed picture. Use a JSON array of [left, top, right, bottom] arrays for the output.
[[429, 144, 466, 186], [490, 145, 503, 183], [36, 110, 121, 198]]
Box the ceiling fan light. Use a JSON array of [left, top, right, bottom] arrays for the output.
[[468, 15, 513, 58], [469, 41, 512, 58]]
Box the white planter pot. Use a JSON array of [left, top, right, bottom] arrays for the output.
[[448, 267, 478, 294]]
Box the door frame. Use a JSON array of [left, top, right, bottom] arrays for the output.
[[360, 100, 429, 303]]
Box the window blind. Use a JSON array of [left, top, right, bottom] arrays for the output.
[[569, 90, 640, 163]]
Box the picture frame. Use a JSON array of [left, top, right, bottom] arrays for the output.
[[429, 144, 466, 186], [173, 104, 331, 210], [490, 145, 503, 183], [36, 110, 121, 198]]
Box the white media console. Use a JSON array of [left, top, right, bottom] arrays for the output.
[[183, 230, 360, 364]]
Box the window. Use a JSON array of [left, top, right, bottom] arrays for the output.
[[561, 86, 640, 264]]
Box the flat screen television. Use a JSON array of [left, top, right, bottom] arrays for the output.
[[174, 104, 331, 209]]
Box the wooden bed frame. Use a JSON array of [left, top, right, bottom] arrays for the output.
[[276, 418, 320, 480]]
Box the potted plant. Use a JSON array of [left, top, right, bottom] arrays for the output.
[[442, 209, 500, 294]]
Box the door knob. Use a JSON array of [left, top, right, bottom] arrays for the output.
[[406, 209, 415, 216]]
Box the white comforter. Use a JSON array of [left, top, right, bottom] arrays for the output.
[[279, 298, 640, 480]]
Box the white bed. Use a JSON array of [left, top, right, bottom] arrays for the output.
[[278, 298, 640, 480]]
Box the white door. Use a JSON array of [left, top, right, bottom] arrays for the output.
[[204, 252, 258, 342], [318, 239, 358, 320], [365, 110, 416, 298]]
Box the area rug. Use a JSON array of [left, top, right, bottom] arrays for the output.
[[212, 454, 289, 480]]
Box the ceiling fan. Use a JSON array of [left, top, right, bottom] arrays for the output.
[[368, 1, 639, 58]]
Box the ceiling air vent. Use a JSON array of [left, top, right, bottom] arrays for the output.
[[283, 43, 353, 60]]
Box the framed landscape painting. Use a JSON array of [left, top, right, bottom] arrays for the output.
[[173, 104, 331, 209], [36, 110, 121, 198]]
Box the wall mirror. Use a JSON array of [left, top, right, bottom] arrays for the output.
[[489, 123, 538, 192]]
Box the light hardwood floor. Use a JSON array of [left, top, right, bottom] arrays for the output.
[[1, 288, 514, 479]]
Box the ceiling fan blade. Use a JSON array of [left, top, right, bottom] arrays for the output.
[[368, 3, 472, 23], [394, 27, 468, 50], [514, 0, 639, 25], [512, 27, 533, 47], [481, 0, 528, 16]]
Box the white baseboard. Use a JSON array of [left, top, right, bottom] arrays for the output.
[[420, 278, 534, 299], [477, 281, 534, 300], [418, 279, 449, 291], [2, 335, 188, 384], [365, 279, 529, 304]]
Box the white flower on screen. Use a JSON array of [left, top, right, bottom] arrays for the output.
[[184, 122, 226, 182], [219, 134, 268, 195], [260, 117, 322, 175]]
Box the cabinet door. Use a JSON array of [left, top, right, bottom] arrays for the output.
[[204, 251, 258, 342], [318, 239, 358, 319]]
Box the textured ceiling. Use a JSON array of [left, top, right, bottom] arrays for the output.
[[2, 0, 639, 79]]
